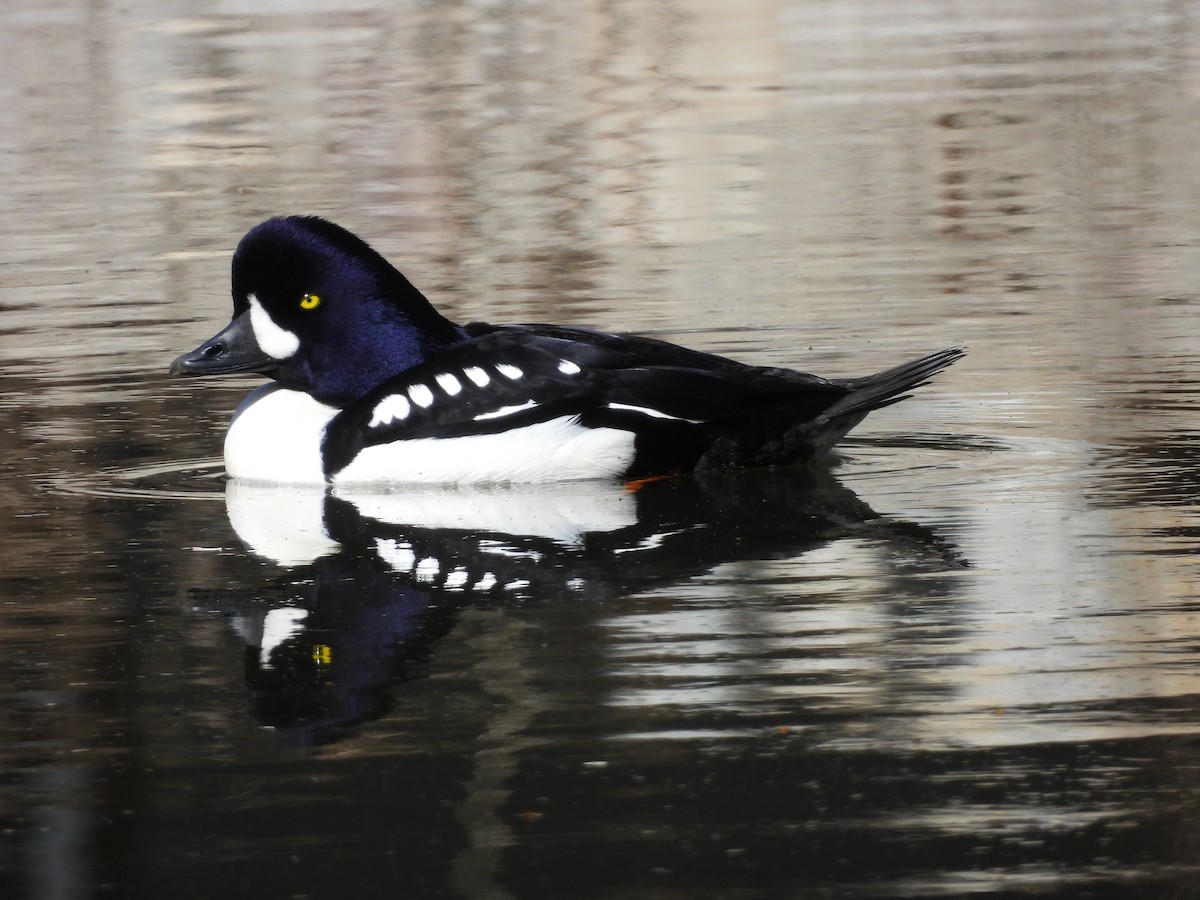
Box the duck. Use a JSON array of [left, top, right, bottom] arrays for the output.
[[169, 216, 964, 485]]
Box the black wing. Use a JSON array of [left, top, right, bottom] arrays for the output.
[[468, 322, 852, 420], [321, 323, 960, 479], [320, 325, 853, 477]]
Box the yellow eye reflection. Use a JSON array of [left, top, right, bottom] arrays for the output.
[[300, 293, 321, 310]]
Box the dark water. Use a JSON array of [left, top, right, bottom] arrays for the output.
[[6, 2, 1200, 898]]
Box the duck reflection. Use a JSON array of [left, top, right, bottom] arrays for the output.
[[208, 469, 962, 745]]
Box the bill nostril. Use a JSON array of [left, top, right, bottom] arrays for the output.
[[202, 342, 225, 359]]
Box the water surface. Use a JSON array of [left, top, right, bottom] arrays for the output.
[[4, 2, 1200, 898]]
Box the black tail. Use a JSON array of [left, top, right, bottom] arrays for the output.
[[796, 346, 966, 458], [823, 346, 966, 420]]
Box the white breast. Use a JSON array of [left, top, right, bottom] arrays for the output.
[[224, 384, 335, 483]]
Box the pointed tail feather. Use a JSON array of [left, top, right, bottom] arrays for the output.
[[695, 345, 965, 470], [821, 346, 966, 421], [786, 345, 965, 459]]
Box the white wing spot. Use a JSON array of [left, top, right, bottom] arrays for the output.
[[435, 372, 463, 396], [473, 572, 497, 591], [408, 383, 435, 408], [464, 366, 490, 387], [558, 359, 582, 375], [444, 569, 470, 589], [369, 394, 411, 428], [474, 400, 538, 421], [495, 363, 524, 380]]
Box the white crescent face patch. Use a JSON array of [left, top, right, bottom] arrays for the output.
[[248, 293, 300, 360]]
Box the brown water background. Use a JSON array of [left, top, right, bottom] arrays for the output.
[[4, 2, 1200, 898]]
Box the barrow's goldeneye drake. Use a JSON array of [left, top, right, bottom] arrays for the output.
[[169, 216, 964, 485]]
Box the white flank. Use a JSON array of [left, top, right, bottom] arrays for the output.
[[464, 366, 490, 387], [607, 401, 702, 423], [225, 384, 335, 483], [248, 294, 300, 360], [407, 383, 435, 408], [495, 363, 524, 380], [334, 415, 636, 484], [474, 400, 537, 421], [369, 394, 411, 428], [435, 372, 463, 395], [558, 359, 582, 375]]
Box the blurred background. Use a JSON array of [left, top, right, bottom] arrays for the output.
[[4, 1, 1200, 898]]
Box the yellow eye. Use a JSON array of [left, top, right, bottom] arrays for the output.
[[300, 293, 321, 310]]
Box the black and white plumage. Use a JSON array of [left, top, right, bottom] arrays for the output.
[[169, 216, 964, 485]]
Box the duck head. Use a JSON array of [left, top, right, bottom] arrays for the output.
[[169, 216, 467, 407]]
